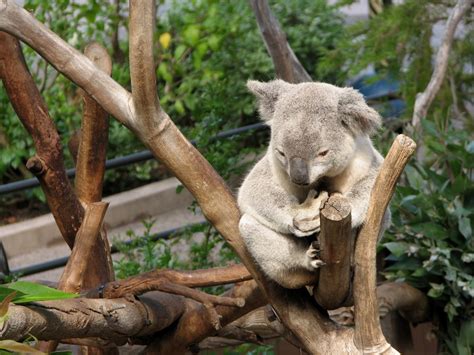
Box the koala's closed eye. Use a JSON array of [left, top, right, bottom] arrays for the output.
[[318, 150, 329, 157], [276, 148, 286, 157]]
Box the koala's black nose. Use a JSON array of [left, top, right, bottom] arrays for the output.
[[289, 157, 309, 186]]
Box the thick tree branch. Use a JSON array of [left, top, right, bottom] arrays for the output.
[[0, 292, 184, 342], [129, 0, 163, 131], [145, 280, 267, 353], [315, 194, 353, 310], [58, 202, 109, 293], [249, 0, 312, 83], [76, 42, 112, 204], [0, 32, 83, 248], [411, 0, 472, 130], [354, 135, 416, 354], [0, 1, 134, 126]]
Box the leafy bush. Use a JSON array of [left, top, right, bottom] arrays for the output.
[[319, 1, 473, 351], [382, 123, 473, 353]]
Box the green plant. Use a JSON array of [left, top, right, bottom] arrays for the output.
[[382, 123, 473, 353]]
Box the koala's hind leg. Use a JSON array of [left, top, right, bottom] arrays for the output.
[[239, 213, 319, 289]]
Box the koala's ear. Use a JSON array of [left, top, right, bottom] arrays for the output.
[[247, 79, 292, 125], [338, 88, 382, 136]]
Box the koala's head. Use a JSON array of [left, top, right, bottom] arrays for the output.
[[248, 79, 381, 187]]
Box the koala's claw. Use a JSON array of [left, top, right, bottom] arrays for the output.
[[306, 242, 325, 270], [310, 259, 326, 269]]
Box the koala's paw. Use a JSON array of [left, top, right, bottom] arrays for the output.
[[292, 215, 320, 237], [289, 224, 316, 237], [305, 241, 325, 270]]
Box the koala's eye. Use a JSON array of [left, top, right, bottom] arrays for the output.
[[276, 149, 285, 158], [318, 149, 329, 157], [341, 119, 349, 129]]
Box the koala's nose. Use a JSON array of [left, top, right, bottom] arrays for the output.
[[289, 157, 309, 186]]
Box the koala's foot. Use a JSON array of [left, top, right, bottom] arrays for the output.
[[292, 191, 329, 237], [305, 241, 325, 270]]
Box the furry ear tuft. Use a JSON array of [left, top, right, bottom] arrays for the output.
[[338, 88, 382, 136], [247, 79, 293, 125]]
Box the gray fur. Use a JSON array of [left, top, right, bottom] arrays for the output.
[[238, 79, 390, 289]]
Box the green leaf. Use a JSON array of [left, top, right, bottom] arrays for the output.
[[2, 281, 78, 304], [183, 25, 200, 46], [459, 216, 472, 239], [384, 242, 408, 258], [428, 283, 445, 298], [174, 44, 187, 61], [0, 340, 45, 354]]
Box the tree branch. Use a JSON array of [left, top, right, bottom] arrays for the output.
[[75, 42, 112, 204], [0, 31, 83, 248], [86, 264, 252, 299], [354, 135, 416, 354], [0, 292, 184, 342], [315, 194, 353, 310], [58, 202, 109, 293], [249, 0, 312, 83], [411, 0, 473, 130]]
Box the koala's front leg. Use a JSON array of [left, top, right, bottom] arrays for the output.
[[239, 213, 319, 289], [291, 190, 329, 237]]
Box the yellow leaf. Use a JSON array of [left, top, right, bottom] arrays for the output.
[[159, 32, 171, 49], [0, 340, 46, 354]]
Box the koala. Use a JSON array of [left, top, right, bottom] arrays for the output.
[[238, 79, 390, 289]]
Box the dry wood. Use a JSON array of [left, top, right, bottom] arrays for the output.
[[249, 0, 312, 83], [411, 0, 473, 130], [58, 202, 109, 293], [0, 292, 184, 342], [145, 280, 267, 353], [354, 135, 416, 354], [198, 305, 302, 351], [86, 264, 252, 298], [76, 42, 112, 204], [0, 32, 83, 248], [315, 194, 353, 310]]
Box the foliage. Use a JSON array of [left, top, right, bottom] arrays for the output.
[[382, 124, 473, 350], [317, 0, 473, 351]]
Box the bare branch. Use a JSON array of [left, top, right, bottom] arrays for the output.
[[58, 202, 109, 293], [315, 194, 353, 310], [129, 0, 162, 131], [354, 135, 416, 354], [86, 264, 252, 299], [0, 31, 83, 248], [249, 0, 312, 83], [0, 1, 134, 127], [76, 42, 112, 204], [0, 292, 185, 342], [411, 0, 473, 129]]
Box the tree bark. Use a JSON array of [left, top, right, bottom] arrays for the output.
[[0, 292, 184, 342], [249, 0, 312, 83], [354, 135, 416, 354], [315, 194, 353, 310], [0, 32, 83, 248]]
